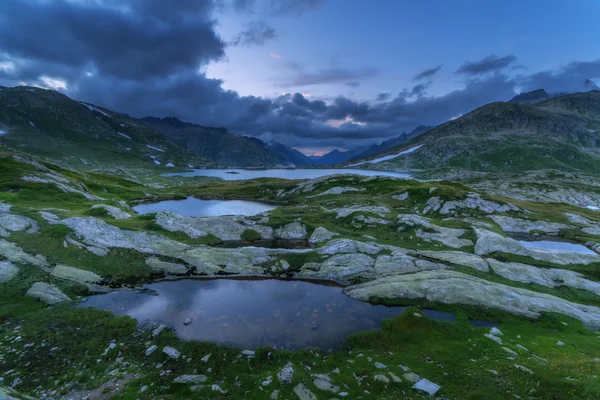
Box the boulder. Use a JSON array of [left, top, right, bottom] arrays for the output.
[[0, 260, 19, 283], [474, 228, 600, 265], [274, 222, 307, 240], [277, 362, 295, 385], [173, 375, 207, 384], [91, 204, 131, 219], [308, 227, 339, 245], [413, 378, 441, 396], [311, 374, 339, 393], [163, 346, 181, 359], [490, 215, 569, 234], [392, 192, 409, 201], [293, 383, 317, 400], [25, 282, 71, 305], [51, 264, 102, 284], [344, 270, 600, 330]]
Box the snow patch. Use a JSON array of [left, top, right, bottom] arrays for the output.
[[147, 144, 165, 152], [587, 206, 599, 211], [117, 132, 131, 140], [165, 163, 175, 167], [80, 102, 112, 118], [153, 160, 161, 165], [349, 144, 424, 166]]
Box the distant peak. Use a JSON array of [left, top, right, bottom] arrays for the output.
[[509, 89, 549, 104], [585, 79, 600, 91]]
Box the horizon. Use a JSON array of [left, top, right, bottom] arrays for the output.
[[1, 0, 600, 155]]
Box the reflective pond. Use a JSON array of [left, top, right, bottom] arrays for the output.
[[80, 278, 456, 350], [163, 168, 413, 181], [519, 240, 597, 255], [133, 197, 277, 217]]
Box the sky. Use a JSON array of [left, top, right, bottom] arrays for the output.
[[1, 0, 599, 155]]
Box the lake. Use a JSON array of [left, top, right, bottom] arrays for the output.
[[163, 168, 413, 181], [133, 197, 277, 217], [80, 278, 456, 350], [519, 240, 597, 255]]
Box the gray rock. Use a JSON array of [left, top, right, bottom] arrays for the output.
[[392, 192, 409, 201], [50, 264, 102, 284], [299, 253, 375, 284], [211, 384, 227, 393], [389, 373, 402, 383], [439, 193, 520, 216], [25, 282, 71, 305], [484, 333, 503, 345], [90, 204, 131, 219], [275, 222, 307, 240], [412, 378, 441, 396], [306, 187, 359, 199], [487, 259, 600, 296], [344, 270, 600, 330], [334, 205, 390, 219], [374, 374, 390, 383], [312, 374, 339, 393], [293, 383, 317, 400], [145, 257, 188, 275], [163, 346, 180, 359], [374, 362, 387, 369], [308, 227, 339, 245], [319, 238, 380, 255], [0, 213, 38, 236], [490, 215, 569, 234], [490, 327, 503, 336], [375, 251, 445, 276], [399, 214, 473, 249], [415, 250, 489, 272], [0, 261, 19, 283], [403, 372, 421, 383], [183, 318, 192, 326], [474, 228, 599, 265], [0, 239, 48, 270], [270, 390, 280, 399], [514, 364, 533, 374], [146, 345, 158, 356], [277, 362, 295, 385], [152, 324, 167, 337], [173, 375, 207, 384]]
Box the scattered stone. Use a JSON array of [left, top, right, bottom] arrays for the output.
[[490, 327, 503, 336], [0, 260, 19, 283], [25, 282, 71, 305], [201, 354, 211, 362], [211, 384, 226, 393], [174, 375, 207, 384], [277, 362, 295, 385], [241, 350, 255, 356], [374, 362, 387, 369], [514, 364, 534, 374], [484, 333, 503, 345], [389, 372, 402, 383], [51, 264, 102, 285], [145, 345, 158, 356], [374, 374, 390, 383], [392, 192, 409, 201], [403, 372, 421, 383], [163, 346, 180, 359], [293, 383, 317, 400], [488, 369, 499, 375], [312, 374, 339, 393], [262, 376, 273, 386], [270, 390, 280, 399], [502, 347, 518, 356], [183, 317, 192, 326], [556, 341, 565, 346], [412, 378, 441, 396]]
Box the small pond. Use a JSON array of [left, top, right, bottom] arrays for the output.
[[519, 240, 596, 255], [163, 168, 413, 181], [80, 278, 458, 350], [133, 197, 277, 217]]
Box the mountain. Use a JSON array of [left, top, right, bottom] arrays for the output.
[[310, 125, 433, 165], [348, 90, 600, 176], [140, 117, 314, 167], [0, 86, 211, 170], [509, 89, 550, 104], [585, 79, 600, 91]]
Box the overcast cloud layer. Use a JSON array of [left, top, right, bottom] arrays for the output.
[[1, 0, 599, 150]]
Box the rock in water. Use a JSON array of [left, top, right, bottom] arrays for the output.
[[25, 282, 71, 305], [413, 378, 441, 396], [293, 383, 317, 400]]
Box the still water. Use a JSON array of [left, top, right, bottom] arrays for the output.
[[519, 240, 597, 255], [163, 168, 413, 181], [80, 278, 455, 350], [133, 197, 277, 217]]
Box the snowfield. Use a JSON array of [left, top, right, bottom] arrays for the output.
[[349, 144, 424, 167]]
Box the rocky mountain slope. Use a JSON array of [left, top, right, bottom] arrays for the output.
[[350, 91, 600, 176], [0, 86, 214, 172], [140, 116, 314, 167]]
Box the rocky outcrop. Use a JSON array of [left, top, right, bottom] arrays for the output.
[[155, 211, 274, 241], [299, 253, 375, 284], [375, 251, 447, 276], [0, 239, 49, 270], [318, 239, 380, 255], [308, 227, 339, 245], [333, 205, 390, 219], [415, 250, 489, 272], [344, 270, 600, 330], [306, 187, 359, 199], [26, 282, 71, 305], [398, 214, 473, 249], [145, 257, 188, 275], [490, 216, 570, 234], [487, 259, 600, 296], [0, 260, 19, 283], [0, 204, 39, 237], [423, 193, 520, 216], [474, 228, 600, 265], [90, 204, 131, 219], [392, 192, 409, 201], [274, 222, 307, 240], [22, 172, 104, 201], [564, 213, 600, 236], [51, 264, 102, 284]]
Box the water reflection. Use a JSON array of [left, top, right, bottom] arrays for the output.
[[163, 168, 413, 181], [133, 197, 277, 217], [519, 240, 596, 255], [81, 278, 453, 349]]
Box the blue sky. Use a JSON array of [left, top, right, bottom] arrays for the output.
[[1, 0, 599, 154]]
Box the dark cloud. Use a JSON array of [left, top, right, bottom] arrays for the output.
[[280, 67, 377, 87], [232, 0, 326, 15], [414, 64, 443, 80], [376, 93, 391, 101], [346, 81, 360, 88], [518, 59, 600, 93], [231, 22, 277, 46], [456, 54, 516, 75]]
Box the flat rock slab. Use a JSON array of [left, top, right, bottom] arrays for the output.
[[51, 264, 102, 284], [26, 282, 71, 305], [413, 378, 441, 396], [0, 260, 19, 283], [293, 383, 317, 400]]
